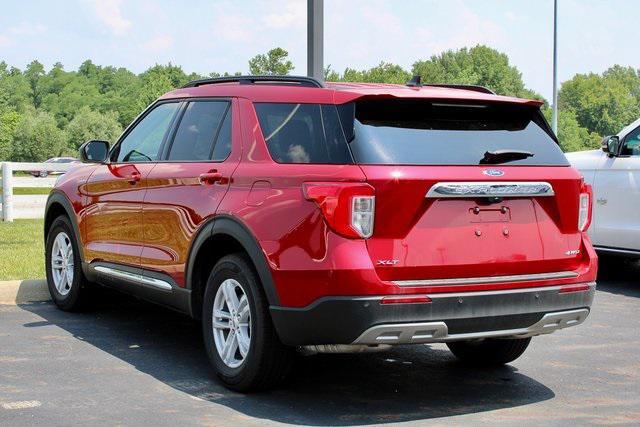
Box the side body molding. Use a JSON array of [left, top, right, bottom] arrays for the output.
[[185, 215, 280, 317]]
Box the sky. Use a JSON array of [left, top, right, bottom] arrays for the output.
[[0, 0, 638, 100]]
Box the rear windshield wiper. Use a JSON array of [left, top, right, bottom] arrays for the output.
[[480, 149, 534, 164]]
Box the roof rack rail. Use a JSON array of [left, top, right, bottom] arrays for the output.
[[182, 75, 324, 89], [424, 84, 495, 95]]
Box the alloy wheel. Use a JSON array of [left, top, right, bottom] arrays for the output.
[[51, 231, 74, 296], [212, 278, 252, 368]]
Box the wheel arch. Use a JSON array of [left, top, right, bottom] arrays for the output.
[[187, 215, 280, 319], [45, 191, 84, 262]]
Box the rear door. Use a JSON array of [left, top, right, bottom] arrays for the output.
[[342, 99, 588, 282], [140, 98, 240, 286], [83, 101, 181, 268]]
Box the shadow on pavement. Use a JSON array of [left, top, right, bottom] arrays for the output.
[[596, 256, 640, 298], [16, 284, 555, 425]]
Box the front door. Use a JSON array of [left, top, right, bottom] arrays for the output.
[[592, 126, 640, 250], [83, 101, 182, 267], [141, 99, 240, 286]]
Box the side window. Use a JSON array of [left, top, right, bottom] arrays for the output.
[[113, 102, 179, 163], [167, 101, 229, 161], [212, 109, 232, 161], [621, 127, 640, 156], [254, 103, 352, 164]]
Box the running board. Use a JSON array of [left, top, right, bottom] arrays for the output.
[[352, 308, 590, 345]]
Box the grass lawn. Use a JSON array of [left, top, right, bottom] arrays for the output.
[[0, 219, 44, 280], [13, 187, 52, 195]]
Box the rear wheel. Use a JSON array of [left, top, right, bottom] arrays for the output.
[[202, 254, 293, 391], [446, 337, 531, 366], [45, 216, 92, 311]]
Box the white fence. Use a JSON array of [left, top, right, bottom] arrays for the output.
[[1, 162, 73, 222]]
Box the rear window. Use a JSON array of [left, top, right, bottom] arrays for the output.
[[254, 103, 353, 164], [340, 99, 569, 166]]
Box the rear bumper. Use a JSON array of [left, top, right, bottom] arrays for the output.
[[270, 282, 596, 346]]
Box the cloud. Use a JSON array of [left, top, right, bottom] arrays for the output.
[[140, 34, 174, 53], [262, 0, 305, 29], [0, 35, 10, 47], [212, 11, 255, 42], [87, 0, 132, 35], [8, 22, 47, 36]]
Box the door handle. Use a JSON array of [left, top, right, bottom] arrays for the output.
[[199, 171, 223, 185], [127, 171, 141, 184]]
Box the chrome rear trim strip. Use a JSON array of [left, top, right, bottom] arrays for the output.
[[393, 271, 579, 287], [426, 181, 555, 198], [352, 308, 590, 345], [94, 266, 173, 291]]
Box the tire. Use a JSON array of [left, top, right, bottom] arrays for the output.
[[202, 253, 293, 392], [40, 171, 48, 178], [446, 337, 531, 366], [45, 215, 92, 311]]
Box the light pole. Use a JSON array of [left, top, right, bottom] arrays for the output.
[[307, 0, 324, 82], [552, 0, 558, 134]]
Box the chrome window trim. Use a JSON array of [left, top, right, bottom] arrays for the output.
[[426, 181, 555, 198], [393, 271, 578, 287], [94, 266, 173, 291]]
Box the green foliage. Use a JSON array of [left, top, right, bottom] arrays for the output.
[[0, 109, 21, 160], [0, 45, 637, 160], [66, 107, 122, 150], [411, 45, 537, 98], [11, 110, 68, 161], [340, 62, 412, 84], [559, 65, 640, 136], [248, 48, 294, 75], [543, 107, 601, 152]]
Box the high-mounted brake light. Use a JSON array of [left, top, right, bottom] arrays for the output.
[[303, 182, 375, 239], [578, 184, 593, 232]]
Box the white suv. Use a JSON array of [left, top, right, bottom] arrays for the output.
[[566, 118, 640, 257]]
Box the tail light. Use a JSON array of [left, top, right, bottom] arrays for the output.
[[303, 182, 375, 238], [578, 184, 593, 232]]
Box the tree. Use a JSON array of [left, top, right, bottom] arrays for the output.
[[0, 109, 21, 160], [543, 108, 600, 152], [559, 66, 640, 136], [11, 110, 68, 161], [24, 60, 46, 108], [248, 48, 294, 75], [66, 107, 122, 150], [340, 62, 411, 84], [412, 45, 539, 98], [0, 62, 31, 112]]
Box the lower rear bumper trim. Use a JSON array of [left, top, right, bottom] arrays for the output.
[[352, 308, 590, 345]]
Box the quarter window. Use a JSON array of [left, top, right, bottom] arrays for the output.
[[167, 101, 230, 161], [113, 102, 179, 163], [254, 103, 353, 164]]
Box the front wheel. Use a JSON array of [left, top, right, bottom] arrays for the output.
[[45, 215, 92, 311], [202, 254, 293, 392], [446, 337, 531, 366]]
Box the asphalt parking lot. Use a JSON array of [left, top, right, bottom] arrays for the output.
[[0, 259, 638, 426]]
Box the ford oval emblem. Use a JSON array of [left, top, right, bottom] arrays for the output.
[[483, 169, 504, 177]]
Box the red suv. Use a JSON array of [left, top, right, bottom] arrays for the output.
[[45, 75, 597, 391]]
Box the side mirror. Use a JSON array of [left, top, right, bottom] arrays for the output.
[[79, 140, 109, 163], [601, 135, 619, 157]]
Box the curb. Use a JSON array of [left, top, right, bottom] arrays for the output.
[[0, 280, 50, 305]]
